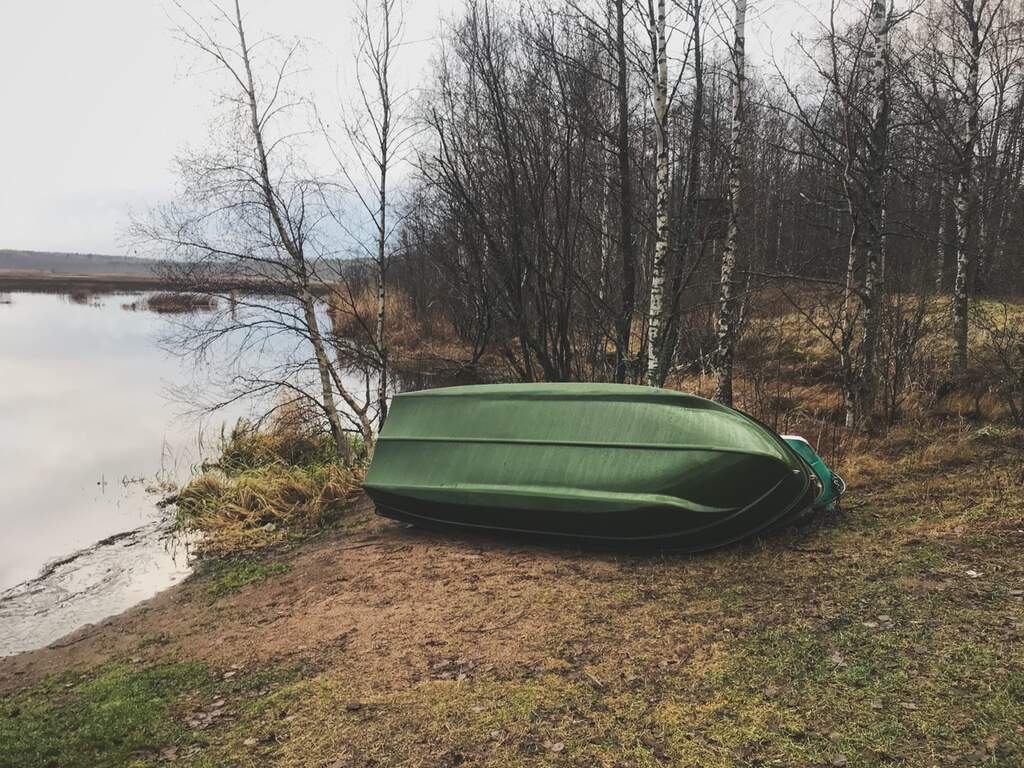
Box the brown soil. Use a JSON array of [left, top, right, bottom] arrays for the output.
[[0, 496, 650, 695]]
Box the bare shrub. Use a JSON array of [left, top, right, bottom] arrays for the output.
[[974, 301, 1024, 425]]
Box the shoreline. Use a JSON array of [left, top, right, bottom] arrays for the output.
[[0, 518, 190, 658], [0, 271, 341, 296]]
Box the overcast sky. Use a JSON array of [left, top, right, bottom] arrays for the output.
[[0, 0, 813, 255]]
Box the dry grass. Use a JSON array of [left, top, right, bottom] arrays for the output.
[[328, 287, 465, 361], [170, 420, 365, 558]]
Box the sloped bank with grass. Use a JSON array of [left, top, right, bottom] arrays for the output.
[[1, 423, 1022, 768], [168, 419, 366, 558]]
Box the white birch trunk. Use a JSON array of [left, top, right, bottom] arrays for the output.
[[857, 0, 890, 426], [952, 0, 982, 376], [935, 178, 947, 291], [374, 1, 393, 429], [645, 0, 670, 386], [713, 0, 746, 406]]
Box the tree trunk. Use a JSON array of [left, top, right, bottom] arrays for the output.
[[935, 178, 947, 291], [645, 0, 670, 386], [841, 215, 861, 429], [374, 5, 392, 430], [659, 0, 703, 382], [952, 0, 982, 377], [857, 0, 890, 427], [713, 0, 746, 406], [613, 0, 637, 383]]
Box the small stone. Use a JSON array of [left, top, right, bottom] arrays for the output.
[[223, 671, 237, 679], [877, 614, 892, 623], [900, 701, 918, 710], [243, 737, 258, 747], [545, 741, 565, 753], [965, 570, 981, 578], [832, 756, 848, 767], [862, 621, 879, 628]]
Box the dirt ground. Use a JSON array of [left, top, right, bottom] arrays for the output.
[[2, 424, 1023, 768]]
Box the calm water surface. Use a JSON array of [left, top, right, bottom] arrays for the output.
[[0, 291, 242, 654]]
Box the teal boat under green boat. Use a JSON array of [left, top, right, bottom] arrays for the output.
[[363, 383, 845, 551]]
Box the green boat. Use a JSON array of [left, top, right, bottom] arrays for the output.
[[363, 383, 844, 550]]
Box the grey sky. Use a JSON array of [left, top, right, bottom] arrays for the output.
[[0, 0, 813, 255]]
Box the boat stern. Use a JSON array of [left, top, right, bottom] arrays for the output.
[[781, 435, 846, 511]]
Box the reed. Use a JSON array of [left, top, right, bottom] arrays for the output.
[[143, 292, 218, 313]]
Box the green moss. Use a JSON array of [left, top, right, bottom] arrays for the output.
[[199, 556, 290, 598], [0, 663, 209, 768]]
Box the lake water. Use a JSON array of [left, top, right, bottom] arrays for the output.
[[0, 291, 249, 655]]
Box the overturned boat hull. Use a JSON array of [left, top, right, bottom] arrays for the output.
[[363, 384, 835, 551]]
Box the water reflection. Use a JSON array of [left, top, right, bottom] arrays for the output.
[[0, 290, 477, 655], [0, 291, 240, 655]]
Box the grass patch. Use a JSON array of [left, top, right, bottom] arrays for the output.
[[199, 556, 290, 598], [0, 660, 315, 768], [0, 663, 209, 768]]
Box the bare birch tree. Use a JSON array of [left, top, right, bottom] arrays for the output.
[[645, 0, 671, 386], [857, 0, 892, 422], [658, 0, 705, 383], [325, 0, 414, 427], [951, 0, 987, 376], [713, 0, 746, 405], [613, 0, 639, 383], [140, 0, 375, 458]]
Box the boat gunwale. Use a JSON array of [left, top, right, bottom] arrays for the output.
[[391, 383, 733, 409], [374, 435, 791, 459]]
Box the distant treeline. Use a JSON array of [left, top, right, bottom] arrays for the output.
[[0, 250, 161, 277]]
